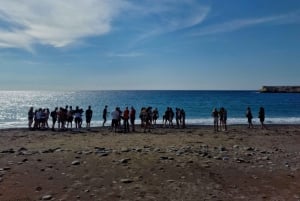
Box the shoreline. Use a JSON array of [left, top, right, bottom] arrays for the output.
[[1, 116, 299, 130], [0, 123, 299, 131]]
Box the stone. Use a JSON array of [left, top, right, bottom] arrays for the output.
[[22, 158, 28, 162], [119, 158, 131, 164], [121, 147, 130, 152], [71, 160, 80, 166], [94, 147, 106, 151], [18, 147, 28, 152], [222, 156, 229, 161], [120, 178, 133, 183], [219, 146, 226, 151], [36, 186, 42, 191], [202, 164, 210, 168], [1, 148, 15, 154], [42, 149, 55, 153], [160, 156, 169, 160], [233, 145, 239, 149], [99, 153, 109, 157], [42, 195, 52, 200]]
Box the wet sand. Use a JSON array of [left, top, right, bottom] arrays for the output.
[[0, 125, 300, 201]]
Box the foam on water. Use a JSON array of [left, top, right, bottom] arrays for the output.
[[1, 117, 299, 129]]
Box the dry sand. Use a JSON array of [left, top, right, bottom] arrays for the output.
[[0, 125, 300, 201]]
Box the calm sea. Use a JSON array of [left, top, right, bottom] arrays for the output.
[[0, 90, 299, 128]]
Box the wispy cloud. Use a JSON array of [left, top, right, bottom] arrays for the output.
[[193, 11, 300, 36], [0, 0, 210, 51], [130, 0, 210, 42], [0, 0, 128, 50]]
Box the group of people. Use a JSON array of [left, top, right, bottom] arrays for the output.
[[28, 105, 186, 132], [28, 105, 93, 131], [28, 107, 50, 130], [211, 106, 267, 132], [108, 106, 186, 133], [28, 104, 267, 132], [246, 107, 266, 129], [162, 107, 186, 128], [211, 107, 228, 132], [110, 106, 135, 133]]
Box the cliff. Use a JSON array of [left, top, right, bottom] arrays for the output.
[[260, 86, 300, 93]]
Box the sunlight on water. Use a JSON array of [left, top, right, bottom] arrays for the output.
[[0, 90, 299, 128]]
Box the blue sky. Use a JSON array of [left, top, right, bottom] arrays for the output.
[[0, 0, 299, 90]]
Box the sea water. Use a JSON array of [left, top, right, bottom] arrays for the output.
[[0, 90, 299, 128]]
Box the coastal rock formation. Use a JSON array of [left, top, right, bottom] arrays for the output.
[[260, 86, 300, 93]]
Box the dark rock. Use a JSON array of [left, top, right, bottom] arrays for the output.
[[36, 186, 42, 191], [18, 147, 28, 152], [99, 153, 109, 157], [120, 178, 133, 183], [1, 148, 15, 154], [219, 146, 226, 152], [94, 147, 106, 151], [119, 158, 131, 164], [42, 149, 55, 153], [160, 156, 169, 160]]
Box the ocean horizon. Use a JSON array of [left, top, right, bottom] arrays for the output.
[[0, 90, 299, 129]]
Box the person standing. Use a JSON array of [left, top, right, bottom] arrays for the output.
[[86, 105, 93, 130], [258, 107, 266, 129], [181, 108, 186, 129], [223, 107, 228, 131], [67, 106, 74, 130], [45, 108, 50, 129], [219, 107, 228, 131], [130, 106, 136, 132], [123, 107, 130, 133], [212, 108, 219, 132], [246, 107, 254, 128], [102, 105, 108, 127], [74, 106, 81, 129], [152, 108, 159, 125], [111, 107, 120, 132], [50, 107, 58, 131], [28, 107, 34, 130], [176, 108, 181, 128]]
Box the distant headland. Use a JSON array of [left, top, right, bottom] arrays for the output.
[[260, 86, 300, 93]]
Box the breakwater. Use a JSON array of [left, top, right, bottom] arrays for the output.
[[260, 86, 300, 93]]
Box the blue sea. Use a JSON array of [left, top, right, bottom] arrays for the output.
[[0, 90, 299, 129]]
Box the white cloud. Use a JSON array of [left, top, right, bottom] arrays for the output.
[[131, 0, 210, 41], [0, 0, 210, 51], [193, 11, 300, 36], [0, 0, 127, 50]]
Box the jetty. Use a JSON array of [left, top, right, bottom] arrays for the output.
[[260, 86, 300, 93]]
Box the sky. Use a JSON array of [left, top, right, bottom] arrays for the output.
[[0, 0, 299, 90]]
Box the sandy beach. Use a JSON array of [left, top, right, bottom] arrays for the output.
[[0, 125, 300, 201]]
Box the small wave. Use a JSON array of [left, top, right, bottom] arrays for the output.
[[0, 117, 299, 129]]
